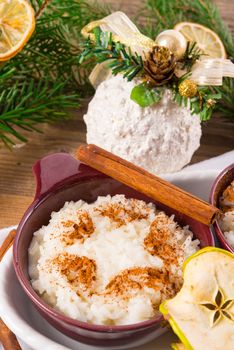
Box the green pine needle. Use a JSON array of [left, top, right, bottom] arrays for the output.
[[216, 78, 234, 121], [0, 0, 234, 148], [171, 77, 222, 122], [0, 74, 78, 147], [180, 42, 202, 70], [0, 0, 110, 147], [79, 28, 144, 81]]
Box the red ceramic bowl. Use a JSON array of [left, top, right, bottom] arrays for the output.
[[13, 153, 215, 349], [210, 163, 234, 253]]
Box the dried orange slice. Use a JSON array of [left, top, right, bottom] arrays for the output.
[[174, 22, 226, 58], [0, 0, 35, 61]]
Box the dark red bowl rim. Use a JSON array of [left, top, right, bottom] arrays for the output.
[[13, 177, 164, 333], [13, 153, 215, 334], [210, 162, 234, 253]]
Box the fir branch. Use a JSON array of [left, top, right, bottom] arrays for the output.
[[11, 0, 110, 87], [215, 78, 234, 121], [0, 0, 110, 147], [79, 28, 144, 81], [180, 42, 202, 70], [35, 0, 51, 18], [0, 75, 78, 147]]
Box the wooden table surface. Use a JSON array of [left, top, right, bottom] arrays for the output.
[[0, 0, 234, 229]]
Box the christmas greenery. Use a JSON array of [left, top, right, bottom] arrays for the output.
[[79, 28, 220, 120], [0, 0, 109, 147], [171, 75, 222, 122], [179, 42, 202, 70], [139, 0, 234, 120], [131, 83, 162, 107], [79, 28, 144, 81], [0, 0, 234, 147], [140, 0, 234, 59], [0, 72, 78, 147]]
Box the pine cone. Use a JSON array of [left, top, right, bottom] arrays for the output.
[[144, 46, 176, 85]]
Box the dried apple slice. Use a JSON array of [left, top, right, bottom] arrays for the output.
[[160, 247, 234, 350], [172, 344, 186, 350]]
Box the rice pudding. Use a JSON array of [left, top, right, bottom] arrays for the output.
[[29, 195, 200, 325], [219, 180, 234, 248]]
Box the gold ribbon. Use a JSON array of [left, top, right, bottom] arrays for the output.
[[81, 11, 154, 54], [82, 11, 155, 87], [82, 11, 234, 88]]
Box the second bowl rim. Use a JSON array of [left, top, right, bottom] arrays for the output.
[[210, 162, 234, 253]]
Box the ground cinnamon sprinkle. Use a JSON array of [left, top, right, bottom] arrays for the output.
[[220, 181, 234, 211], [58, 210, 181, 299], [94, 199, 150, 226], [62, 220, 75, 227], [144, 214, 180, 268], [61, 211, 94, 245], [222, 182, 234, 202], [104, 267, 172, 300], [50, 253, 96, 292], [221, 205, 234, 213]]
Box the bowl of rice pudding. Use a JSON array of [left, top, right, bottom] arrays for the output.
[[210, 163, 234, 253], [13, 152, 215, 348]]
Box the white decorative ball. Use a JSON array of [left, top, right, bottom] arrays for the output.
[[156, 30, 187, 59], [84, 75, 201, 174]]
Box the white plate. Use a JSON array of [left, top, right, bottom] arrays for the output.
[[0, 170, 219, 350]]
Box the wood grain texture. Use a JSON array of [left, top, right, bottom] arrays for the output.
[[0, 0, 233, 229]]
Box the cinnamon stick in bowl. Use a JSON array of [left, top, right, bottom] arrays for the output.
[[77, 144, 220, 226]]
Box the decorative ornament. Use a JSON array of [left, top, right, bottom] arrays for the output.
[[178, 79, 198, 98], [81, 12, 234, 114], [160, 247, 234, 349], [206, 99, 216, 108], [155, 29, 187, 60], [84, 75, 201, 174], [144, 46, 176, 85], [80, 11, 234, 173]]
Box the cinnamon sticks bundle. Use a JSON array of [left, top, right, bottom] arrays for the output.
[[77, 144, 220, 226]]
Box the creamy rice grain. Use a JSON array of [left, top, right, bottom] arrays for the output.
[[219, 180, 234, 248], [28, 195, 200, 325]]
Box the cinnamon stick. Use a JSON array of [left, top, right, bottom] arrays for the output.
[[0, 229, 16, 262], [77, 144, 220, 226], [0, 319, 22, 350], [0, 229, 22, 350]]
